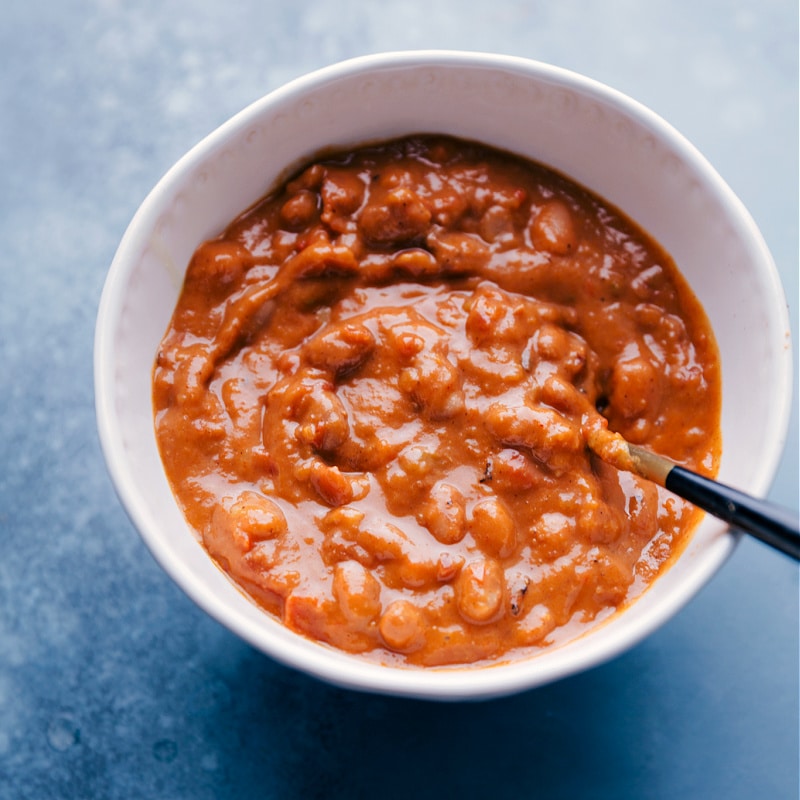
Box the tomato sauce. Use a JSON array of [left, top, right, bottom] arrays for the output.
[[153, 136, 721, 666]]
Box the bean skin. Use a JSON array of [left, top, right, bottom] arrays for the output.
[[332, 560, 382, 623], [531, 199, 578, 255], [456, 559, 506, 624], [303, 322, 375, 377], [203, 492, 288, 572], [468, 496, 516, 558], [310, 461, 354, 507], [184, 240, 250, 298], [426, 229, 490, 274], [293, 383, 350, 453], [420, 482, 467, 545], [280, 190, 320, 230], [484, 400, 583, 473], [485, 448, 544, 492], [359, 187, 431, 244], [398, 350, 465, 420], [609, 353, 660, 419], [379, 599, 425, 652], [321, 170, 366, 233]]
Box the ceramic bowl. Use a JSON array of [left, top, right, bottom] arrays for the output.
[[94, 51, 792, 700]]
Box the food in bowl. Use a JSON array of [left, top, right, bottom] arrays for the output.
[[152, 134, 721, 667]]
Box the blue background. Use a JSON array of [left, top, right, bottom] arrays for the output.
[[1, 1, 797, 798]]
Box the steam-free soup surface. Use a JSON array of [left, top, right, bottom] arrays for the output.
[[153, 136, 721, 666]]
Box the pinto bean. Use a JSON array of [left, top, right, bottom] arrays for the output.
[[309, 461, 354, 507], [479, 204, 516, 243], [484, 400, 583, 473], [280, 190, 320, 230], [294, 384, 350, 453], [426, 229, 490, 274], [531, 199, 578, 255], [359, 187, 431, 244], [456, 559, 506, 624], [284, 232, 359, 279], [379, 599, 425, 652], [420, 482, 467, 545], [184, 240, 249, 297], [332, 560, 382, 623], [609, 353, 660, 419], [468, 496, 516, 558], [303, 322, 375, 377], [204, 492, 288, 570], [398, 350, 465, 420], [321, 170, 366, 233]]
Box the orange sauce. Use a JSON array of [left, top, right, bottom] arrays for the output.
[[153, 136, 721, 666]]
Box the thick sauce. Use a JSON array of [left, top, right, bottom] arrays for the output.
[[153, 136, 721, 667]]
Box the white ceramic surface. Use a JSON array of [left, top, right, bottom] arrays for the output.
[[94, 51, 792, 700]]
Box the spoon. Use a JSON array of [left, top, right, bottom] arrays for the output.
[[583, 420, 800, 560]]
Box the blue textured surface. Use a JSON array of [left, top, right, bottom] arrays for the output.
[[1, 1, 797, 798]]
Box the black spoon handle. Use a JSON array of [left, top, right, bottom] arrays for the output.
[[665, 466, 800, 560]]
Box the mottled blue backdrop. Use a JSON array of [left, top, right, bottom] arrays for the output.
[[1, 1, 797, 798]]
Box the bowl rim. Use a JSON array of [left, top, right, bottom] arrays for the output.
[[94, 49, 793, 700]]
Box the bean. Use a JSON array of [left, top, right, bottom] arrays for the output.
[[389, 329, 425, 359], [426, 229, 490, 274], [284, 232, 359, 279], [465, 285, 534, 348], [319, 508, 375, 568], [429, 188, 469, 227], [332, 560, 382, 623], [484, 448, 543, 492], [484, 401, 582, 473], [464, 285, 508, 343], [469, 496, 516, 558], [320, 506, 365, 536], [310, 461, 354, 507], [398, 351, 465, 420], [421, 482, 467, 545], [539, 373, 590, 416], [456, 558, 505, 624], [279, 190, 319, 230], [516, 603, 556, 645], [203, 492, 287, 569], [227, 491, 288, 541], [530, 199, 577, 255], [577, 501, 624, 544], [294, 384, 350, 453], [379, 599, 425, 652], [609, 354, 659, 419], [479, 204, 516, 243], [396, 444, 438, 481], [532, 511, 577, 559], [184, 240, 249, 297], [392, 248, 440, 277], [303, 322, 375, 377], [584, 549, 631, 606], [359, 187, 431, 244], [286, 163, 325, 193], [321, 170, 366, 233], [530, 322, 573, 363]]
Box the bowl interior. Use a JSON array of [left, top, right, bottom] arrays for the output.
[[95, 51, 792, 700]]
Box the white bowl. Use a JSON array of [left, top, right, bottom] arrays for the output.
[[94, 51, 792, 701]]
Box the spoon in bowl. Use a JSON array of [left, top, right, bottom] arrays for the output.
[[583, 417, 800, 560]]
